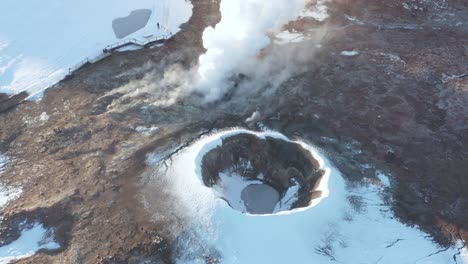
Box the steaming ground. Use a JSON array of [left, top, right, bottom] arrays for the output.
[[107, 0, 324, 108], [143, 129, 464, 264], [196, 0, 306, 101]]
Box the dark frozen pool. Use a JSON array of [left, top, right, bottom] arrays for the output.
[[112, 9, 152, 39], [241, 183, 280, 214]]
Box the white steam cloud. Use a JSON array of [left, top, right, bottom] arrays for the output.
[[197, 0, 306, 101], [106, 0, 320, 111]]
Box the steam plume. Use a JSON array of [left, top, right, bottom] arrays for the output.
[[197, 0, 306, 101]]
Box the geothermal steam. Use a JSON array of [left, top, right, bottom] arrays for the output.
[[107, 0, 309, 110], [197, 0, 306, 101]]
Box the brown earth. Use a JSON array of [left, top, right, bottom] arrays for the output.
[[0, 0, 467, 263]]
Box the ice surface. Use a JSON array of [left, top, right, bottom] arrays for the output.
[[0, 223, 60, 264], [0, 0, 192, 98], [241, 184, 279, 214], [213, 172, 263, 213], [159, 128, 462, 264]]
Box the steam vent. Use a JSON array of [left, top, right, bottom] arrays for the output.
[[201, 133, 325, 214]]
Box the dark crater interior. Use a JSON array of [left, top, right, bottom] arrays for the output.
[[201, 133, 325, 214]]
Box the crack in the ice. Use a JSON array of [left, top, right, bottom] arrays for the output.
[[375, 255, 384, 263], [453, 234, 466, 264], [385, 238, 403, 248], [414, 246, 451, 263], [314, 245, 337, 262]]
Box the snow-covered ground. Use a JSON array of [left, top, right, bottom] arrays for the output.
[[0, 223, 59, 264], [0, 153, 22, 209], [0, 154, 7, 174], [274, 0, 330, 46], [1, 152, 55, 263], [300, 0, 329, 21], [0, 0, 192, 99], [341, 50, 360, 56], [1, 155, 56, 264], [0, 185, 22, 209], [213, 172, 263, 213], [150, 128, 466, 264]]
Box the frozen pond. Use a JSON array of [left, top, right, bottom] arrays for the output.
[[241, 183, 280, 214], [112, 9, 152, 39], [0, 223, 59, 263]]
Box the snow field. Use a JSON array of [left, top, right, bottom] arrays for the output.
[[0, 0, 192, 98], [150, 128, 464, 264]]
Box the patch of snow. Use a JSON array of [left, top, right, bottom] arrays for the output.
[[150, 43, 164, 49], [257, 173, 264, 180], [441, 73, 468, 83], [213, 172, 262, 213], [21, 112, 53, 127], [301, 0, 329, 21], [161, 128, 460, 264], [245, 110, 261, 123], [146, 152, 165, 165], [340, 50, 360, 56], [344, 140, 362, 154], [0, 154, 7, 174], [455, 241, 468, 264], [0, 222, 60, 263], [39, 112, 49, 122], [115, 44, 142, 52], [0, 186, 22, 209], [376, 52, 406, 65], [274, 31, 305, 45], [320, 136, 337, 143], [345, 15, 365, 25], [376, 171, 391, 187], [273, 178, 300, 213], [0, 0, 192, 98], [0, 154, 22, 208], [135, 126, 159, 135], [360, 163, 372, 169]]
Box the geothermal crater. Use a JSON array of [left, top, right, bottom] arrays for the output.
[[201, 133, 325, 214]]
